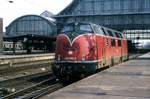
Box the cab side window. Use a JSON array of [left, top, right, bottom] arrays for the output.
[[111, 39, 116, 46], [118, 33, 123, 38], [107, 30, 115, 37], [118, 40, 122, 46], [101, 28, 109, 36], [97, 27, 104, 35], [114, 32, 120, 38], [93, 25, 99, 34]]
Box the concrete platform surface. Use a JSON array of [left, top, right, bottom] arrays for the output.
[[0, 53, 54, 59], [42, 52, 150, 99], [0, 53, 54, 66]]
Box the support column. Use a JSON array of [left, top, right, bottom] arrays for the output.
[[12, 41, 16, 54], [44, 40, 47, 53], [0, 18, 3, 54], [26, 40, 31, 54]]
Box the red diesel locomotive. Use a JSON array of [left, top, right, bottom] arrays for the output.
[[52, 22, 128, 80]]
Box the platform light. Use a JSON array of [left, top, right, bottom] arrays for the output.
[[41, 68, 46, 71], [8, 0, 14, 3]]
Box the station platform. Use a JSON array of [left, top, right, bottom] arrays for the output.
[[42, 52, 150, 99], [0, 53, 54, 65], [0, 53, 54, 60]]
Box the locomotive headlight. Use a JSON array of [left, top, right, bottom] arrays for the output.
[[68, 51, 73, 55], [82, 55, 85, 61]]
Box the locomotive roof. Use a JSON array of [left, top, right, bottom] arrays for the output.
[[63, 22, 121, 32], [62, 22, 126, 39]]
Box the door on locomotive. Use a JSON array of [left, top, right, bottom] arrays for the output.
[[92, 25, 106, 69]]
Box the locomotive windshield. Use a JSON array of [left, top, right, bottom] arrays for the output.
[[61, 23, 93, 34]]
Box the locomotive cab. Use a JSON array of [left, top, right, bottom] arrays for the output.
[[52, 22, 98, 80]]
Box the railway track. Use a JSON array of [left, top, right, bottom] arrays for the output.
[[1, 77, 63, 99], [0, 53, 141, 98], [0, 54, 54, 83], [0, 71, 51, 97], [0, 54, 62, 98]]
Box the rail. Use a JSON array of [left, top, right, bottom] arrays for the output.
[[1, 77, 62, 99]]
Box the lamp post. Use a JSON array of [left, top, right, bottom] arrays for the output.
[[136, 36, 140, 53], [0, 18, 3, 54]]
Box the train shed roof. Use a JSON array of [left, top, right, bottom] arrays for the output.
[[5, 14, 56, 41]]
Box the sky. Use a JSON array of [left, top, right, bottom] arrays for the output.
[[0, 0, 73, 31]]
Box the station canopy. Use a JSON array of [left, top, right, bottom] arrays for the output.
[[5, 11, 56, 41]]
